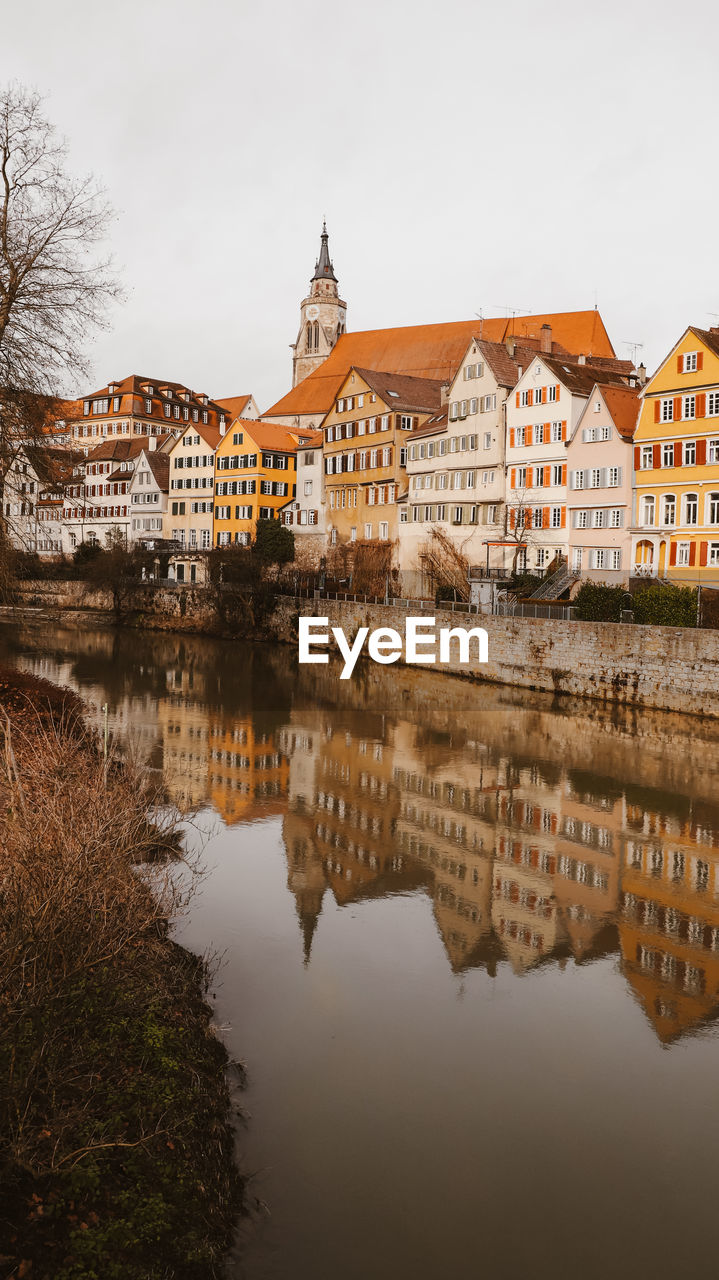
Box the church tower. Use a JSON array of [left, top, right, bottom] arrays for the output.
[[291, 221, 347, 388]]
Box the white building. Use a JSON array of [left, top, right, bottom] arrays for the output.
[[567, 384, 640, 582], [62, 436, 173, 552], [280, 429, 326, 550], [127, 447, 170, 545]]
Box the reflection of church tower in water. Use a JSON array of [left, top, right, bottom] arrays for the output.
[[291, 221, 347, 388]]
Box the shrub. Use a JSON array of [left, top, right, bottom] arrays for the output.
[[253, 517, 294, 565], [632, 583, 697, 627], [574, 581, 627, 622]]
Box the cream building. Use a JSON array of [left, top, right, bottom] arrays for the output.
[[164, 420, 223, 551], [567, 384, 640, 581]]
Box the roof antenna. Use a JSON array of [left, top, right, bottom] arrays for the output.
[[474, 309, 483, 338], [622, 340, 644, 366]]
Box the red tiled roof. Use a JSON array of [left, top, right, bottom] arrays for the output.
[[601, 385, 641, 440], [541, 356, 629, 396], [264, 311, 617, 418]]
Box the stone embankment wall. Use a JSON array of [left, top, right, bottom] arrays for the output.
[[272, 598, 719, 719], [6, 583, 719, 717]]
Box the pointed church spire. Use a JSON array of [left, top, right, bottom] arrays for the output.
[[312, 219, 337, 283]]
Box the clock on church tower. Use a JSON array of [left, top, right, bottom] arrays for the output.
[[291, 222, 348, 389]]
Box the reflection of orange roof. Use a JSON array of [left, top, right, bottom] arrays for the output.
[[601, 385, 641, 440], [264, 312, 616, 418]]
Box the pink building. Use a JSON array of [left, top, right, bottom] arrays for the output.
[[567, 384, 640, 582]]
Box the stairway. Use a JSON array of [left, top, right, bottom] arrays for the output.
[[526, 566, 580, 601]]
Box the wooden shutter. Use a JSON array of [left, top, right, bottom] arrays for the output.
[[634, 445, 641, 470], [562, 464, 567, 485], [677, 354, 683, 373], [652, 443, 661, 469], [544, 466, 551, 487], [700, 541, 708, 567], [696, 393, 706, 418], [509, 428, 515, 448], [674, 442, 682, 466], [561, 421, 567, 441], [698, 439, 707, 465], [560, 506, 566, 528], [670, 542, 677, 566], [515, 392, 520, 408], [542, 387, 547, 404], [698, 351, 704, 371], [511, 468, 516, 489], [542, 506, 550, 529], [556, 384, 561, 400], [673, 396, 682, 421], [654, 400, 661, 423], [690, 542, 697, 566]]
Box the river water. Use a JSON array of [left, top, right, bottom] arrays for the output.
[[3, 620, 719, 1280]]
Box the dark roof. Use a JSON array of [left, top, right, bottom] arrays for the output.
[[312, 221, 337, 284], [410, 409, 449, 438], [689, 326, 719, 360], [26, 445, 82, 487], [351, 367, 445, 413], [541, 356, 630, 396], [82, 375, 227, 417], [601, 385, 641, 440], [84, 435, 174, 464]]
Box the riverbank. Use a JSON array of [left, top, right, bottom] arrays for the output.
[[6, 578, 719, 719], [0, 668, 243, 1280]]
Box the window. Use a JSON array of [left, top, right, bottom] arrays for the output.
[[677, 542, 690, 566], [593, 510, 606, 528], [573, 470, 585, 490], [708, 392, 719, 417], [364, 522, 372, 538], [611, 549, 622, 571], [520, 390, 531, 407], [576, 510, 588, 529], [379, 521, 389, 539], [536, 548, 547, 568], [533, 507, 543, 529], [534, 423, 545, 445], [661, 399, 674, 422], [548, 386, 557, 402], [709, 439, 719, 464], [483, 431, 491, 450], [641, 495, 655, 525], [593, 549, 606, 569], [662, 494, 676, 525], [552, 464, 563, 486], [641, 446, 653, 469], [608, 466, 620, 487], [517, 467, 527, 488], [684, 493, 698, 525], [683, 396, 695, 420], [535, 466, 545, 487], [662, 443, 674, 467], [708, 492, 719, 524], [551, 506, 562, 528], [589, 469, 601, 488], [551, 421, 563, 442], [610, 508, 623, 528], [683, 352, 698, 372]]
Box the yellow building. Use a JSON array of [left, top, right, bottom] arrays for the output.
[[213, 419, 315, 546], [321, 367, 444, 548], [632, 325, 719, 581]]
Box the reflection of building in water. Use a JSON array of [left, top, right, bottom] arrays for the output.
[[208, 717, 289, 824], [618, 794, 719, 1042]]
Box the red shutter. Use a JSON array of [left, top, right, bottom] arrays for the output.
[[697, 351, 704, 372], [700, 541, 708, 567], [690, 542, 697, 566], [634, 445, 641, 470], [674, 396, 682, 421], [677, 354, 684, 373], [560, 506, 566, 528], [654, 400, 661, 423], [698, 439, 707, 465], [510, 428, 515, 448], [670, 542, 677, 566], [696, 393, 706, 418], [674, 441, 683, 466], [542, 506, 550, 529], [515, 392, 520, 408], [652, 443, 661, 469]]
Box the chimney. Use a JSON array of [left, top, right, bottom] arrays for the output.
[[577, 354, 586, 365], [506, 338, 516, 357], [148, 437, 157, 452], [540, 323, 552, 354], [638, 362, 647, 386], [440, 383, 450, 406]]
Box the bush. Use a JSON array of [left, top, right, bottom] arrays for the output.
[[574, 581, 627, 622], [73, 540, 103, 566], [632, 583, 697, 627], [511, 572, 542, 597], [253, 517, 294, 565]]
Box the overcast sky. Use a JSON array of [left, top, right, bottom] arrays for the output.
[[4, 0, 718, 410]]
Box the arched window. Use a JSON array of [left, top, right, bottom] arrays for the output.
[[313, 321, 319, 350], [662, 493, 676, 525], [641, 495, 655, 525], [684, 492, 698, 525], [306, 322, 313, 352], [707, 491, 719, 524]]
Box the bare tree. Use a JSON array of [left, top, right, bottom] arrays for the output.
[[0, 83, 120, 541], [505, 489, 535, 574]]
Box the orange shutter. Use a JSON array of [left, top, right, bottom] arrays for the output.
[[674, 442, 682, 466], [509, 508, 515, 529], [560, 506, 566, 528], [698, 351, 704, 371], [652, 443, 661, 469], [700, 541, 708, 567], [542, 506, 550, 529], [634, 445, 641, 470], [516, 392, 520, 408], [690, 542, 697, 566], [556, 384, 561, 400], [562, 421, 567, 441], [677, 355, 683, 373], [510, 427, 515, 448], [654, 400, 661, 423], [542, 387, 547, 404], [698, 439, 707, 465], [673, 396, 682, 421], [544, 466, 551, 487], [562, 464, 567, 485], [669, 542, 677, 565], [696, 393, 706, 418], [511, 468, 516, 489]]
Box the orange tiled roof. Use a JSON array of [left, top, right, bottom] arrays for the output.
[[601, 385, 641, 440], [216, 394, 254, 419], [232, 419, 301, 453], [264, 311, 616, 418]]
